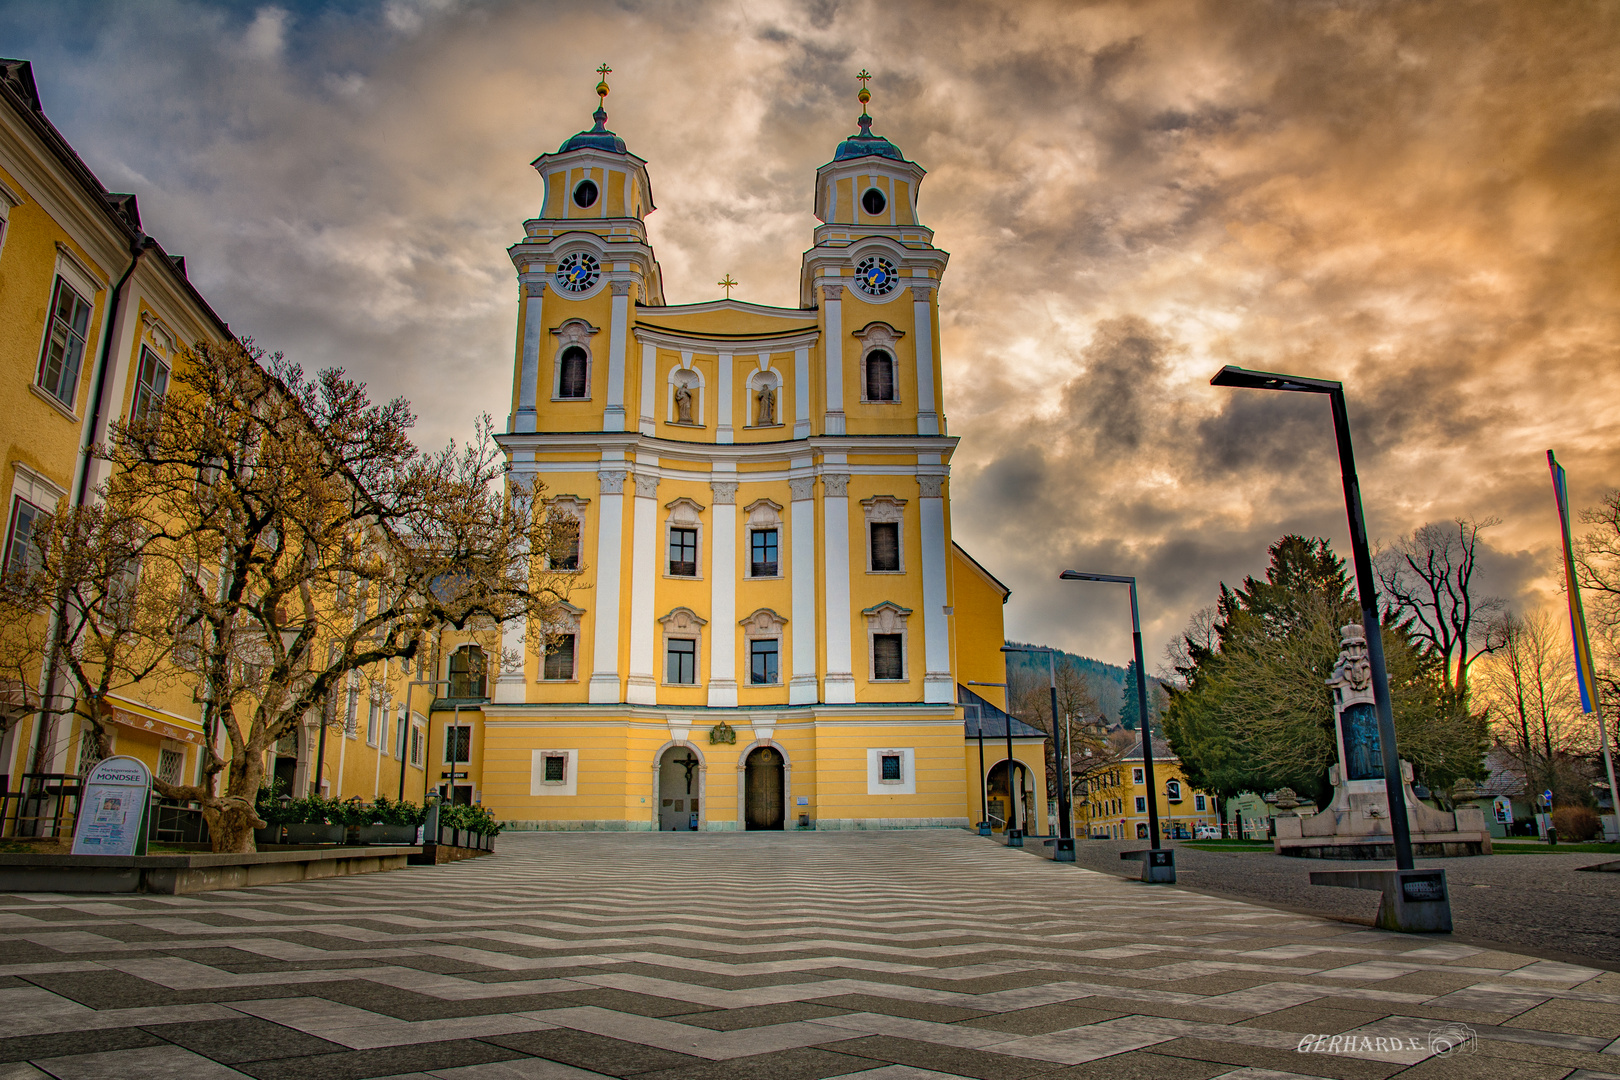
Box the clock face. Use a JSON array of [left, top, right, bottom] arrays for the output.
[[555, 252, 601, 293], [854, 255, 898, 297]]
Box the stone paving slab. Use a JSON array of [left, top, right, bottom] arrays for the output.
[[0, 830, 1615, 1078]]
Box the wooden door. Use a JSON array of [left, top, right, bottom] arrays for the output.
[[745, 747, 784, 830]]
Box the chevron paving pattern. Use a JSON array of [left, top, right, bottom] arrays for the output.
[[2, 832, 1619, 1079]]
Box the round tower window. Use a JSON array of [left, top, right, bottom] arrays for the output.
[[861, 187, 887, 216], [572, 179, 599, 208]]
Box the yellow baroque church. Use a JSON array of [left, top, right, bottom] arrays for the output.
[[425, 75, 1048, 833]]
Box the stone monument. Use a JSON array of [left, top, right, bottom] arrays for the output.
[[1274, 624, 1492, 858]]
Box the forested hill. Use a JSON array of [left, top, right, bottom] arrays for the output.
[[1001, 641, 1166, 724]]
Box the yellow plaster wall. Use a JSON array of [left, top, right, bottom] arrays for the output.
[[952, 546, 1009, 711]]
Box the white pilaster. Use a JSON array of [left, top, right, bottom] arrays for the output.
[[514, 281, 545, 433], [708, 476, 739, 707], [603, 281, 630, 431], [918, 472, 952, 704], [793, 346, 811, 439], [717, 351, 734, 444], [626, 468, 659, 704], [822, 283, 845, 435], [821, 471, 855, 703], [638, 341, 656, 435], [788, 469, 819, 704], [912, 285, 939, 436], [493, 475, 533, 704], [588, 465, 627, 703]]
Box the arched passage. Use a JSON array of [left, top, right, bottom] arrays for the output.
[[986, 759, 1034, 834], [653, 742, 705, 831]]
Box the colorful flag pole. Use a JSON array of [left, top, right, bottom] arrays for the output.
[[1549, 450, 1619, 838]]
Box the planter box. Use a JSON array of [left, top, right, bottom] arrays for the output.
[[284, 824, 346, 845], [351, 825, 418, 846]]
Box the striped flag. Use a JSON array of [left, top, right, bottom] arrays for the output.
[[1548, 450, 1602, 713]]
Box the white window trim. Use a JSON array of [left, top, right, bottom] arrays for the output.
[[663, 497, 705, 580], [740, 607, 788, 687], [1132, 767, 1145, 785], [867, 747, 916, 795], [659, 606, 707, 687], [863, 600, 911, 683], [0, 175, 18, 264], [743, 498, 784, 579], [11, 462, 67, 514], [1135, 796, 1147, 813], [853, 321, 905, 404], [54, 242, 105, 299], [862, 495, 906, 574], [550, 319, 599, 401], [540, 601, 585, 682], [442, 720, 474, 766], [530, 748, 578, 796], [543, 495, 589, 572]]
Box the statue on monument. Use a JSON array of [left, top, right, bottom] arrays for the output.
[[674, 380, 693, 424], [756, 381, 776, 426]]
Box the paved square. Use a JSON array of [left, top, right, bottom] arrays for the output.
[[2, 831, 1618, 1079]]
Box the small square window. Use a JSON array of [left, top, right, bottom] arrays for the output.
[[1132, 767, 1144, 785], [750, 638, 779, 685], [872, 634, 903, 680], [544, 634, 576, 680], [669, 527, 698, 576], [870, 522, 900, 572], [543, 755, 566, 782], [667, 637, 697, 684], [1135, 796, 1147, 813], [880, 754, 902, 781], [750, 529, 778, 577]]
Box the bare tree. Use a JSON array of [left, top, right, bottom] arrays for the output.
[[1578, 490, 1620, 706], [1476, 610, 1589, 805], [1375, 518, 1506, 699], [1161, 605, 1217, 690]]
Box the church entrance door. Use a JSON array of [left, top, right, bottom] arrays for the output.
[[657, 746, 702, 831], [744, 747, 784, 830]]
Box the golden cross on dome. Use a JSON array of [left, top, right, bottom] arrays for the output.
[[596, 63, 612, 100], [718, 274, 738, 299], [856, 69, 872, 109]]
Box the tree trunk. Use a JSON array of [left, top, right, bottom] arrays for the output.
[[201, 752, 267, 853]]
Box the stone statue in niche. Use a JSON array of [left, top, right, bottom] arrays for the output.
[[756, 381, 776, 426], [674, 380, 694, 424]]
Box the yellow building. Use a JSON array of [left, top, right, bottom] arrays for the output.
[[422, 75, 1039, 832], [1081, 737, 1218, 841], [0, 59, 420, 828]]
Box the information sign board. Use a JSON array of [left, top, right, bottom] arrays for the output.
[[70, 756, 152, 856]]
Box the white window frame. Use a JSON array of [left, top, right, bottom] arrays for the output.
[[443, 722, 473, 766], [853, 321, 905, 404], [739, 607, 787, 687], [36, 273, 93, 411], [130, 345, 170, 424], [1194, 793, 1206, 812], [862, 495, 906, 574], [530, 748, 578, 796], [0, 175, 19, 264], [863, 601, 911, 682], [743, 499, 783, 579], [1135, 796, 1147, 813], [1132, 767, 1145, 785], [544, 495, 589, 572], [663, 497, 705, 580], [550, 319, 599, 401], [867, 747, 916, 794]]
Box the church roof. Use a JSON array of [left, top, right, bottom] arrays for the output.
[[834, 112, 905, 162], [560, 105, 627, 154]]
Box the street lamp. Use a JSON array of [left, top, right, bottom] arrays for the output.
[[1212, 365, 1452, 933], [1059, 570, 1174, 883], [1002, 644, 1076, 861]]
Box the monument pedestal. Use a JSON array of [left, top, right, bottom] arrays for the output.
[[1120, 848, 1175, 882], [1310, 868, 1453, 932]]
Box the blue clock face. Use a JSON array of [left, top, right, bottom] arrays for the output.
[[854, 255, 898, 297], [555, 252, 601, 293]]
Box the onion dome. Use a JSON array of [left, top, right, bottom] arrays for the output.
[[834, 69, 905, 161], [559, 64, 628, 154]]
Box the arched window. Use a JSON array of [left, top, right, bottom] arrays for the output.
[[557, 346, 589, 399], [448, 645, 486, 699], [864, 349, 896, 402]]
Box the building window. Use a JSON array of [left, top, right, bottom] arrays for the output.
[[1135, 796, 1147, 813], [1166, 779, 1182, 803], [1132, 767, 1145, 785], [544, 634, 576, 680], [556, 346, 589, 399], [448, 645, 487, 698], [750, 528, 778, 578], [870, 522, 900, 572], [862, 495, 906, 574], [880, 753, 902, 781], [544, 496, 588, 571], [344, 684, 360, 737], [668, 526, 698, 576], [37, 277, 92, 407], [366, 698, 381, 747], [1194, 793, 1206, 812], [158, 748, 184, 786], [666, 638, 697, 684], [410, 723, 424, 767], [131, 346, 169, 425], [750, 638, 779, 685], [4, 497, 46, 578], [445, 724, 471, 764], [553, 518, 580, 569], [873, 634, 903, 681], [864, 348, 896, 402], [397, 707, 410, 760], [543, 753, 567, 782]]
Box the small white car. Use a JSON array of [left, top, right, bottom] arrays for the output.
[[1194, 824, 1222, 840]]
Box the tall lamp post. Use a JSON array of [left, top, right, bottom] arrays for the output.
[[1211, 365, 1451, 932], [1002, 645, 1075, 861], [1059, 570, 1174, 882]]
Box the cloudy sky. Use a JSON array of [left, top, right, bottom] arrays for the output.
[[5, 0, 1617, 671]]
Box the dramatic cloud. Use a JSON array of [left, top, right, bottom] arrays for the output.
[[6, 0, 1616, 669]]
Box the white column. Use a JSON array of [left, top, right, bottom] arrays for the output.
[[716, 351, 734, 444], [919, 472, 952, 704], [912, 285, 939, 436], [793, 346, 811, 439], [638, 341, 656, 435], [513, 280, 545, 433], [788, 471, 818, 704], [708, 477, 739, 707], [588, 466, 626, 703], [626, 469, 659, 704], [603, 281, 630, 432], [821, 472, 855, 703], [494, 471, 536, 704], [822, 283, 845, 435]]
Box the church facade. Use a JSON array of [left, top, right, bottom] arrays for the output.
[[438, 76, 1044, 832]]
